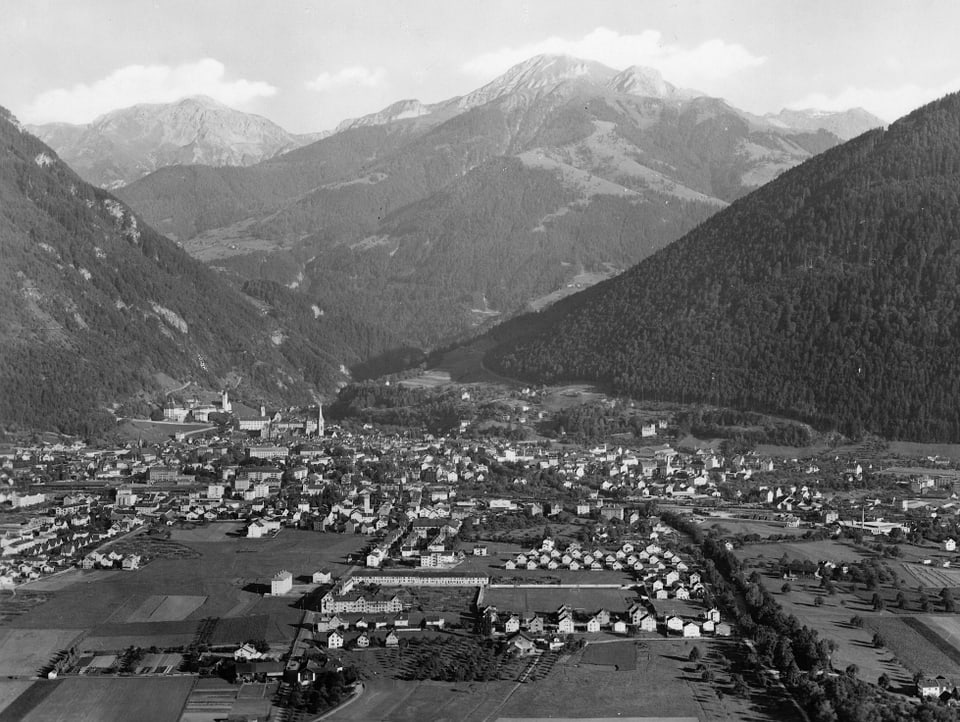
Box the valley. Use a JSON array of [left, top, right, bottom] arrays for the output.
[[5, 6, 960, 721]]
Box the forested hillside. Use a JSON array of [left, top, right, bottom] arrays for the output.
[[487, 92, 960, 441], [0, 107, 399, 435]]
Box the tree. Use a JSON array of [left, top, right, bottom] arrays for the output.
[[781, 582, 792, 594], [872, 632, 885, 649], [871, 592, 885, 611], [844, 663, 859, 678], [814, 595, 824, 607], [896, 591, 908, 609], [878, 673, 891, 690], [850, 615, 864, 628], [689, 646, 702, 662]]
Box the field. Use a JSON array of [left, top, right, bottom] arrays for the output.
[[483, 587, 638, 615], [699, 518, 808, 539], [0, 628, 83, 676], [115, 419, 215, 444], [205, 614, 269, 646], [581, 640, 638, 670], [18, 677, 195, 722], [6, 530, 362, 631], [896, 560, 960, 588], [168, 523, 245, 542], [867, 616, 960, 678], [0, 590, 50, 624], [0, 530, 360, 664], [180, 678, 273, 722], [733, 538, 863, 566], [736, 551, 919, 694], [125, 595, 207, 622], [328, 639, 796, 722], [0, 681, 36, 716]]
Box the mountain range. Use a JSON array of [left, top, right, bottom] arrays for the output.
[[3, 54, 896, 436], [27, 95, 324, 188], [0, 105, 398, 435], [485, 90, 960, 442], [111, 55, 883, 353]]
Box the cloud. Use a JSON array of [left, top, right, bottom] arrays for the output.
[[788, 78, 960, 123], [22, 59, 277, 124], [462, 27, 765, 86], [306, 66, 386, 92]]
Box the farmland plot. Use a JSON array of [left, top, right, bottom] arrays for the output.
[[126, 595, 207, 622], [483, 587, 636, 614], [0, 629, 83, 676], [21, 677, 195, 722], [867, 616, 960, 676]]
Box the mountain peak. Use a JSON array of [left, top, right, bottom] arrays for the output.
[[336, 98, 433, 132], [764, 106, 885, 140], [456, 54, 618, 111]]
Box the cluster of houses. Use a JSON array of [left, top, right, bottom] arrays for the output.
[[481, 602, 730, 641], [504, 537, 687, 581], [80, 549, 142, 571], [0, 504, 143, 587]]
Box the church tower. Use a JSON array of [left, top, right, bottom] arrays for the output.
[[317, 403, 325, 437]]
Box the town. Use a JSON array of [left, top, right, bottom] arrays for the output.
[[3, 379, 960, 720]]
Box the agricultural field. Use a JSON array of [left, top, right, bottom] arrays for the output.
[[17, 677, 195, 722], [0, 590, 50, 625], [82, 620, 199, 652], [125, 595, 208, 623], [5, 530, 362, 632], [401, 585, 477, 614], [580, 640, 638, 670], [204, 614, 270, 647], [330, 638, 794, 722], [0, 681, 37, 717], [168, 523, 245, 542], [733, 538, 863, 566], [867, 615, 960, 678], [115, 419, 214, 444], [699, 518, 808, 539], [498, 639, 789, 722], [483, 586, 638, 615], [180, 678, 273, 722], [895, 560, 960, 588], [0, 628, 83, 676]]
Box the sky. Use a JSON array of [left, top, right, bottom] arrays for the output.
[[3, 0, 960, 133]]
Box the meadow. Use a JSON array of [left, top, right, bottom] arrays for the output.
[[18, 677, 195, 722]]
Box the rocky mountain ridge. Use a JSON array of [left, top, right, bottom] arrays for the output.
[[28, 95, 324, 188]]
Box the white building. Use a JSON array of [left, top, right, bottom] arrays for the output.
[[271, 569, 293, 595]]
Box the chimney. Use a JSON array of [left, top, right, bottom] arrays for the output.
[[260, 404, 266, 417]]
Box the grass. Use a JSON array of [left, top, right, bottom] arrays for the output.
[[6, 530, 363, 631], [126, 595, 207, 623], [0, 628, 83, 676], [0, 681, 38, 717], [0, 681, 62, 722], [483, 587, 637, 615], [580, 640, 638, 670], [868, 616, 960, 676], [206, 615, 270, 646], [20, 677, 195, 722]]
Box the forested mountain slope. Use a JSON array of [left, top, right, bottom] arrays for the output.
[[486, 92, 960, 441], [0, 107, 399, 435]]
